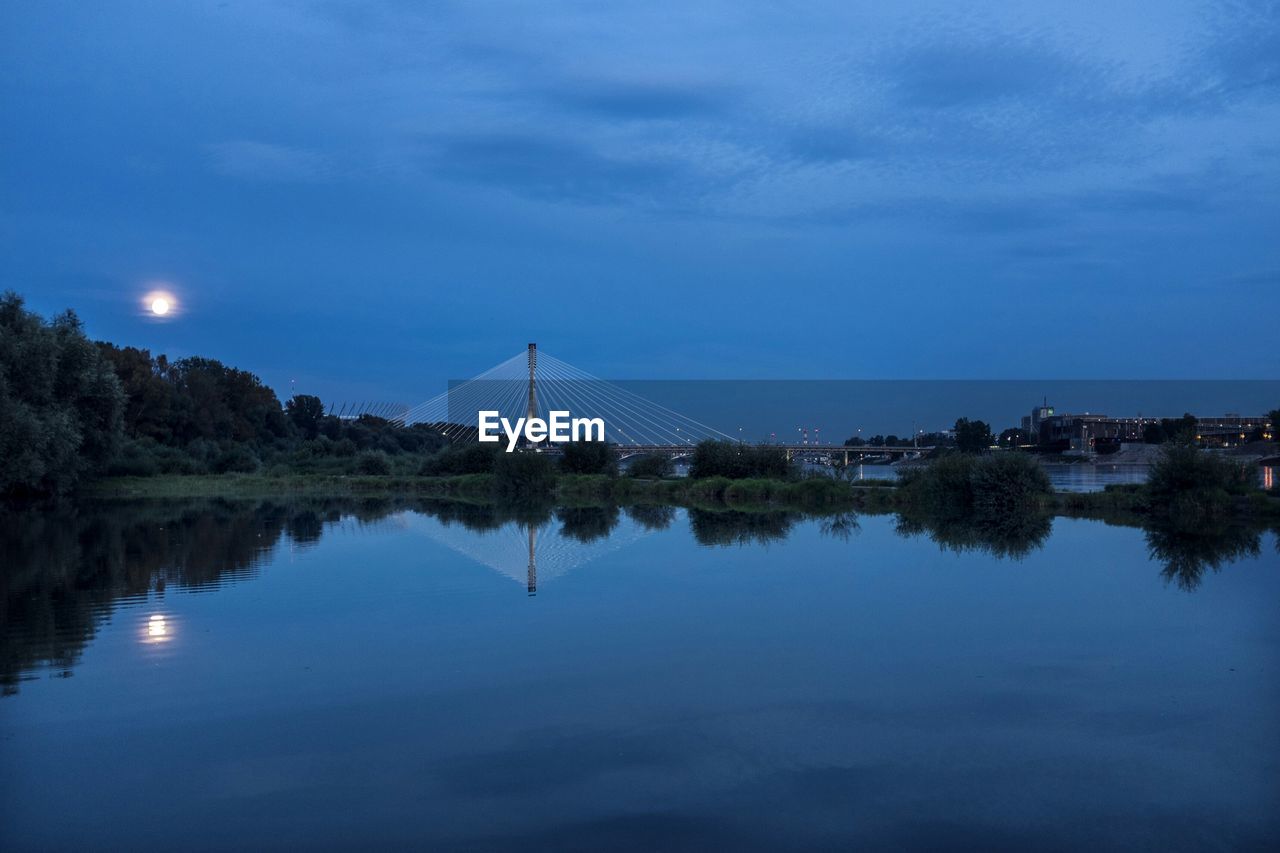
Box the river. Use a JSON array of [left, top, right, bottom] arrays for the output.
[[2, 499, 1277, 850]]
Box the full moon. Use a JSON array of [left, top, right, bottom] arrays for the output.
[[142, 288, 178, 318]]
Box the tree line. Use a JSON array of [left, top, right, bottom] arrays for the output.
[[1, 292, 449, 498]]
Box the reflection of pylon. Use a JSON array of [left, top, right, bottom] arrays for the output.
[[527, 525, 537, 596]]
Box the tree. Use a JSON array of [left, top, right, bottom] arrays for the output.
[[689, 440, 793, 479], [163, 356, 287, 446], [843, 436, 866, 447], [355, 450, 392, 475], [1269, 409, 1280, 444], [998, 428, 1029, 448], [1159, 413, 1197, 444], [492, 450, 557, 499], [953, 417, 994, 454], [97, 343, 174, 441], [1, 292, 124, 497], [286, 394, 325, 439], [626, 454, 673, 478], [558, 440, 617, 476]]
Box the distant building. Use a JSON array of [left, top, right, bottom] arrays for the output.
[[1191, 414, 1272, 446], [1028, 405, 1270, 452], [1037, 413, 1152, 451], [1020, 401, 1055, 436]]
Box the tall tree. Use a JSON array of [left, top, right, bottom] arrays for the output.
[[286, 394, 325, 439], [97, 343, 175, 441], [953, 417, 994, 454], [559, 440, 618, 476], [0, 292, 124, 497]]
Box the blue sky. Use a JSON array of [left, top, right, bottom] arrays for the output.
[[3, 1, 1277, 408]]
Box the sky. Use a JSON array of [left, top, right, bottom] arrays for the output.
[[3, 1, 1278, 411]]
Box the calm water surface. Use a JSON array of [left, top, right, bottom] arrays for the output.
[[2, 500, 1277, 851]]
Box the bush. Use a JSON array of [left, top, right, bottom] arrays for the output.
[[213, 445, 260, 474], [685, 476, 733, 502], [689, 441, 794, 480], [723, 478, 779, 505], [106, 439, 160, 477], [969, 452, 1053, 511], [900, 452, 1050, 511], [419, 442, 502, 476], [626, 454, 674, 478], [355, 450, 393, 475], [1146, 442, 1254, 521], [1148, 443, 1253, 499], [559, 440, 617, 476], [492, 450, 556, 499]]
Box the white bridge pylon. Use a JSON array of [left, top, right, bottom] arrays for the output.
[[397, 346, 735, 446]]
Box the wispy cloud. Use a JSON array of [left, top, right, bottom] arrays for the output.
[[421, 132, 687, 204], [205, 141, 337, 182]]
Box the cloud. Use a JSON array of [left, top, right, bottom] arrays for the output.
[[884, 36, 1090, 110], [784, 125, 886, 164], [547, 78, 735, 120], [421, 132, 685, 203], [205, 141, 336, 182]]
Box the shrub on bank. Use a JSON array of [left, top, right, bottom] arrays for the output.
[[689, 441, 794, 480], [355, 450, 393, 475], [492, 450, 556, 499], [213, 445, 260, 474], [1147, 442, 1255, 521], [559, 440, 617, 476], [969, 452, 1053, 511], [900, 452, 1051, 510], [626, 454, 674, 479], [723, 478, 780, 505], [418, 442, 503, 476]]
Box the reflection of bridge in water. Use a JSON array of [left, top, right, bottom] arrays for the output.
[[397, 344, 930, 460], [404, 510, 656, 595]]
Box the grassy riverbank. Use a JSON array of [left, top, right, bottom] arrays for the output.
[[80, 469, 1280, 521], [81, 471, 862, 511]]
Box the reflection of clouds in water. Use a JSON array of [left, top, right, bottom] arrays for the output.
[[406, 511, 657, 590]]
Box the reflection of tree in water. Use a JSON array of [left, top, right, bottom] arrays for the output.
[[3, 500, 290, 694], [1145, 518, 1264, 591], [9, 495, 1271, 693], [820, 513, 860, 542], [425, 498, 555, 533], [556, 506, 621, 543], [894, 505, 1052, 560], [1, 496, 447, 695], [688, 509, 797, 547], [623, 504, 676, 532]]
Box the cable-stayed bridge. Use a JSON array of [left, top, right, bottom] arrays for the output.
[[398, 344, 734, 451], [397, 344, 931, 459]]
